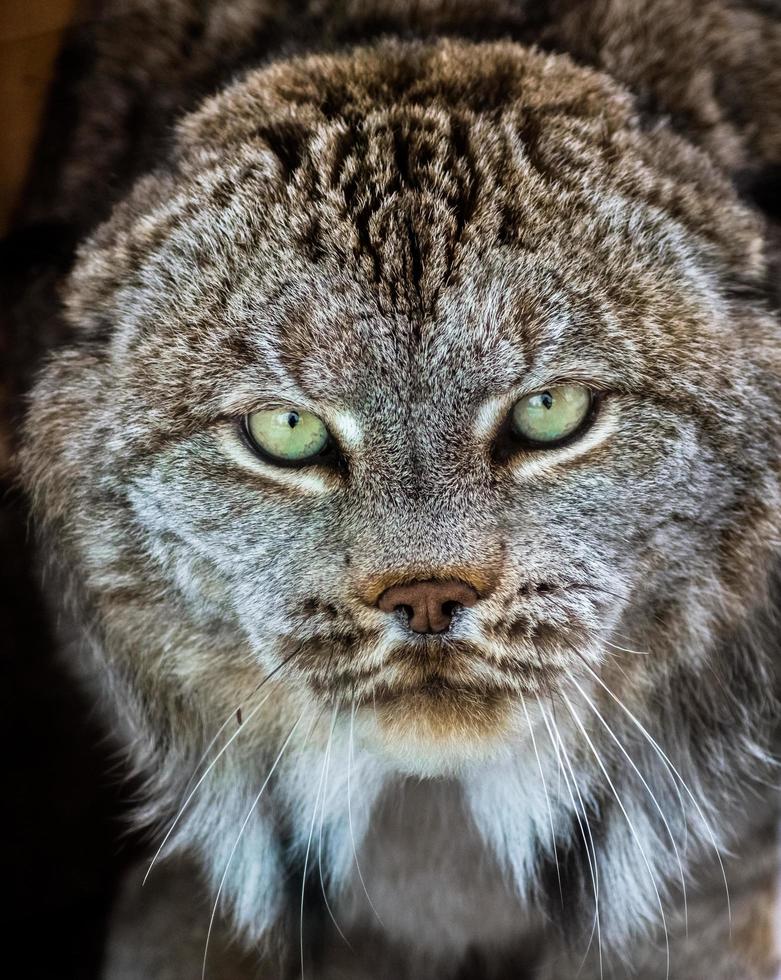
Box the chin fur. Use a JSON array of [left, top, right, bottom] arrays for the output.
[[364, 685, 515, 776]]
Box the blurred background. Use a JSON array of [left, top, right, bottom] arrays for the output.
[[1, 1, 76, 233], [1, 3, 136, 977]]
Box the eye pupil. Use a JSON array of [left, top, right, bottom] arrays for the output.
[[508, 383, 594, 449], [287, 412, 300, 429]]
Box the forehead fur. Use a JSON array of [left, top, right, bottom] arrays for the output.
[[72, 37, 762, 322], [182, 36, 761, 271], [63, 38, 771, 458]]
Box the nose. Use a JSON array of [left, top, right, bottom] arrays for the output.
[[377, 579, 479, 634]]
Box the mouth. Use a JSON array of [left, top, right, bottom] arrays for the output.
[[288, 632, 578, 770], [299, 632, 565, 699]]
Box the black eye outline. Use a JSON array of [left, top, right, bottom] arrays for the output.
[[492, 386, 602, 462], [239, 413, 343, 470]]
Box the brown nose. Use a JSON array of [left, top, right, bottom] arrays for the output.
[[377, 579, 479, 634]]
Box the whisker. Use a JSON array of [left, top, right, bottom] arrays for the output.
[[201, 709, 308, 980], [300, 705, 338, 979], [549, 707, 604, 980], [534, 593, 645, 661], [561, 692, 670, 980], [317, 704, 352, 948], [520, 694, 563, 908], [580, 661, 731, 931], [348, 699, 383, 928], [566, 613, 647, 658], [567, 582, 632, 604], [537, 695, 603, 979], [569, 676, 688, 933], [143, 647, 303, 886], [180, 716, 236, 801], [573, 650, 690, 851], [598, 636, 650, 657]]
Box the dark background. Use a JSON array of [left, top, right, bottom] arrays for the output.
[[0, 489, 134, 978], [1, 4, 137, 977]]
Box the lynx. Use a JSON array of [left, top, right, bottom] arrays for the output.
[[14, 1, 781, 976]]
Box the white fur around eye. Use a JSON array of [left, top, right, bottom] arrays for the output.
[[217, 427, 335, 494], [475, 391, 516, 442], [327, 409, 364, 451]]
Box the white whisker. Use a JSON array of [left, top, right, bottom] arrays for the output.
[[348, 700, 383, 927], [576, 653, 690, 851], [581, 662, 731, 930], [300, 706, 338, 979], [145, 689, 275, 885], [318, 704, 352, 947], [537, 696, 603, 979], [561, 692, 670, 980], [520, 694, 563, 907], [600, 636, 650, 657], [201, 710, 307, 980], [569, 675, 689, 932], [144, 651, 300, 886], [181, 714, 237, 800]]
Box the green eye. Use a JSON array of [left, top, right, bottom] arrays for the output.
[[510, 384, 593, 446], [244, 408, 331, 464]]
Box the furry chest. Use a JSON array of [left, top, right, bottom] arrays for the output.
[[328, 778, 533, 961]]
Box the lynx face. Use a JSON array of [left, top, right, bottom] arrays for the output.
[[23, 40, 781, 779]]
